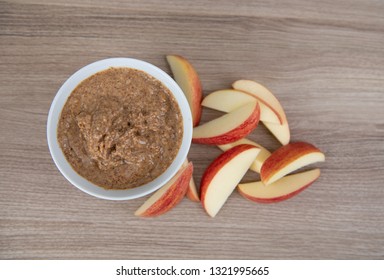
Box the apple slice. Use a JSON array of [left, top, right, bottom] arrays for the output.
[[202, 89, 281, 124], [192, 101, 260, 145], [238, 169, 320, 203], [218, 138, 270, 173], [261, 142, 325, 185], [135, 162, 193, 217], [186, 178, 199, 202], [232, 80, 286, 122], [182, 159, 200, 202], [200, 144, 260, 217], [166, 55, 202, 127], [232, 80, 290, 145], [262, 121, 290, 146]]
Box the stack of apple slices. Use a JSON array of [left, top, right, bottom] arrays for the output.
[[135, 55, 325, 218], [238, 142, 324, 203], [218, 138, 271, 173], [200, 79, 324, 216], [202, 80, 290, 145]]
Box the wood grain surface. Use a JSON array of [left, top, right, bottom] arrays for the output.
[[1, 0, 384, 259]]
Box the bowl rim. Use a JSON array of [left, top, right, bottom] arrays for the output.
[[47, 57, 192, 200]]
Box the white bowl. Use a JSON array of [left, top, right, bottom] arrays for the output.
[[47, 58, 192, 200]]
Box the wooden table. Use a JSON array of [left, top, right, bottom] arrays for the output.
[[1, 0, 383, 259]]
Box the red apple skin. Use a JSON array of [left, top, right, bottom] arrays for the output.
[[238, 178, 318, 204], [260, 142, 322, 184], [166, 55, 202, 127], [232, 79, 287, 124], [138, 162, 193, 217], [188, 74, 203, 128], [235, 89, 284, 125], [200, 144, 257, 208], [192, 102, 260, 145]]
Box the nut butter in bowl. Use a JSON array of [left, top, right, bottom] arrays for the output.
[[47, 58, 193, 200]]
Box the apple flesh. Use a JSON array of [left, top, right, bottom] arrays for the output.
[[262, 121, 290, 146], [202, 89, 281, 124], [166, 55, 202, 127], [232, 80, 290, 145], [261, 142, 325, 185], [200, 144, 260, 217], [218, 138, 270, 173], [192, 101, 260, 145], [186, 178, 200, 202], [232, 80, 286, 123], [182, 159, 200, 202], [135, 162, 193, 217], [238, 169, 320, 203]]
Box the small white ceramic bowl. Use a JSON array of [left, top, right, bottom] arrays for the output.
[[47, 58, 192, 200]]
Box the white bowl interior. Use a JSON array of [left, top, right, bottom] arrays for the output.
[[47, 58, 192, 200]]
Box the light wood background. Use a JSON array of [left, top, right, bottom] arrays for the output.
[[1, 0, 384, 259]]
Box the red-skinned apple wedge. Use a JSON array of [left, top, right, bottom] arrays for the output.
[[218, 138, 270, 173], [238, 168, 321, 203], [192, 101, 260, 145], [182, 159, 200, 202], [232, 80, 290, 145], [202, 89, 281, 124], [200, 144, 260, 217], [186, 178, 199, 202], [260, 142, 325, 185], [166, 55, 202, 127], [135, 162, 193, 217]]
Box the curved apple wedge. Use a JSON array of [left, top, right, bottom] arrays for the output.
[[200, 144, 260, 217], [233, 80, 290, 145], [186, 178, 200, 202], [232, 80, 287, 123], [202, 89, 281, 124], [182, 159, 200, 202], [192, 101, 260, 145], [218, 138, 270, 173], [166, 55, 202, 127], [261, 142, 325, 185], [262, 121, 290, 146], [238, 168, 320, 203], [135, 162, 193, 217]]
